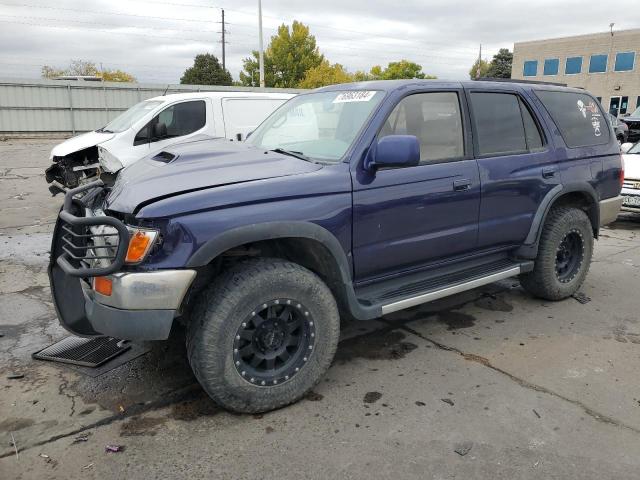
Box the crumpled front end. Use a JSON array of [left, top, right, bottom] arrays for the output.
[[49, 181, 196, 340]]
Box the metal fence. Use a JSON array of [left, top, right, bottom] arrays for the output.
[[0, 78, 303, 135]]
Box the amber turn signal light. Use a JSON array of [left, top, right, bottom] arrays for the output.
[[125, 230, 156, 263], [94, 276, 113, 296]]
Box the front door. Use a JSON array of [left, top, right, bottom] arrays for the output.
[[609, 96, 621, 116], [352, 90, 480, 282]]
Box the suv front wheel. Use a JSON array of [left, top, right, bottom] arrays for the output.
[[520, 206, 594, 300], [187, 258, 340, 413]]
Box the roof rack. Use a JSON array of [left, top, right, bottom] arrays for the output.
[[475, 77, 567, 87]]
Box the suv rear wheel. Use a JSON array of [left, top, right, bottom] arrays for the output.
[[187, 258, 340, 413], [520, 207, 593, 300]]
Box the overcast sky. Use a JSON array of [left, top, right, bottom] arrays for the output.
[[0, 0, 637, 84]]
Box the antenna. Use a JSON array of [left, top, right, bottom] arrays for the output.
[[162, 84, 170, 96]]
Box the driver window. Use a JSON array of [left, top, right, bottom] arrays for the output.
[[380, 92, 464, 164], [134, 100, 206, 145]]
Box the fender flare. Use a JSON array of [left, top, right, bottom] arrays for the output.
[[187, 221, 352, 280], [519, 183, 599, 256]]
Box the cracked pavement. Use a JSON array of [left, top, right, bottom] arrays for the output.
[[1, 139, 640, 479]]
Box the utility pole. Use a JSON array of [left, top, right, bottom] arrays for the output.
[[221, 9, 226, 70], [475, 44, 482, 79], [258, 0, 265, 88]]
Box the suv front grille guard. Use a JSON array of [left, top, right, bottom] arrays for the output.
[[56, 180, 130, 278]]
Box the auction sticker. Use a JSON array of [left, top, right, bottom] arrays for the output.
[[333, 91, 376, 103]]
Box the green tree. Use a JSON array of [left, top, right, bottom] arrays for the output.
[[486, 48, 513, 78], [469, 58, 491, 79], [180, 53, 232, 85], [351, 60, 435, 81], [240, 21, 324, 88], [298, 60, 353, 88]]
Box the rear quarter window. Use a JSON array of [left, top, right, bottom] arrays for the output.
[[535, 90, 610, 148]]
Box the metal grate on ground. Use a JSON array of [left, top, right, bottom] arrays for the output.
[[32, 336, 131, 368]]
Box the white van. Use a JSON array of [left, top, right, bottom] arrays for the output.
[[45, 91, 296, 194]]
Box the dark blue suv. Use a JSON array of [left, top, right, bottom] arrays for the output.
[[49, 80, 623, 413]]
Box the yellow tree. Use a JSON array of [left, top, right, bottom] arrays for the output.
[[298, 61, 353, 88]]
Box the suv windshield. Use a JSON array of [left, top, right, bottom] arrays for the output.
[[101, 100, 163, 133], [247, 90, 384, 162], [628, 142, 640, 154], [629, 106, 640, 117]]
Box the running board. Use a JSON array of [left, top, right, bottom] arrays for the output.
[[380, 265, 522, 315]]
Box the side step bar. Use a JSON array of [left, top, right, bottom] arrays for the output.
[[380, 265, 522, 315]]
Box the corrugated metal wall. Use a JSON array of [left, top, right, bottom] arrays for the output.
[[0, 78, 303, 134]]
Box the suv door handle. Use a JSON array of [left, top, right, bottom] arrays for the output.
[[453, 179, 471, 191], [542, 167, 556, 178]]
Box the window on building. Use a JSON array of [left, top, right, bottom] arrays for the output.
[[614, 52, 635, 72], [620, 96, 629, 115], [536, 90, 609, 147], [543, 58, 559, 75], [523, 60, 538, 77], [565, 56, 583, 74], [470, 92, 542, 156], [589, 54, 608, 73]]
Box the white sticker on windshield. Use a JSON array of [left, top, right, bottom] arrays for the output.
[[333, 91, 376, 103]]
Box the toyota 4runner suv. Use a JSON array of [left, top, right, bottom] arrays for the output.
[[49, 80, 623, 413]]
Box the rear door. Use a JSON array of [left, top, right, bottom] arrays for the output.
[[466, 89, 559, 249], [352, 89, 481, 282]]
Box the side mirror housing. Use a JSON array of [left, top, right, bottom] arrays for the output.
[[366, 135, 420, 171], [621, 142, 634, 154], [153, 122, 167, 139]]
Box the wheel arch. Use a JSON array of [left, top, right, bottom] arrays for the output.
[[517, 184, 599, 258]]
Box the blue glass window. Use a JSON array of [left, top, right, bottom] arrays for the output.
[[565, 56, 582, 74], [543, 58, 559, 75], [614, 52, 635, 72], [523, 60, 538, 77], [589, 54, 608, 73]]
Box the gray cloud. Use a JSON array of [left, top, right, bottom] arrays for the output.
[[0, 0, 635, 83]]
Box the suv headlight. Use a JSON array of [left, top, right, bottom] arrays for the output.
[[125, 227, 158, 264]]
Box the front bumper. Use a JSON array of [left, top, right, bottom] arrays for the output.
[[78, 271, 196, 340], [599, 195, 623, 225]]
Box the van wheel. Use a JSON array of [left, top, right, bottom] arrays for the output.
[[520, 207, 593, 301], [187, 258, 340, 413]]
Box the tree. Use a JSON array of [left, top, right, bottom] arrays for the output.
[[101, 69, 136, 83], [240, 21, 324, 88], [41, 59, 136, 82], [180, 53, 232, 85], [352, 60, 435, 81], [469, 59, 491, 79], [298, 61, 353, 88], [486, 48, 513, 78]]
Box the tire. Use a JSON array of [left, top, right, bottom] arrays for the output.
[[186, 257, 340, 413], [520, 207, 593, 301]]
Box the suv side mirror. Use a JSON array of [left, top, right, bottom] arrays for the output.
[[367, 135, 420, 170], [621, 142, 633, 154], [153, 122, 168, 139]]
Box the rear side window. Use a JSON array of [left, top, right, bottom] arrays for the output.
[[535, 90, 609, 147], [469, 92, 543, 156]]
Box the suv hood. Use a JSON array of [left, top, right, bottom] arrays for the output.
[[106, 138, 323, 214], [624, 152, 640, 180], [50, 130, 115, 158]]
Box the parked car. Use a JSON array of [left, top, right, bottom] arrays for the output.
[[49, 80, 623, 413], [620, 141, 640, 212], [45, 91, 296, 194], [608, 113, 629, 144], [620, 106, 640, 143]]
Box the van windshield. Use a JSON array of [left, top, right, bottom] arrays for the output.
[[246, 90, 384, 162], [100, 100, 163, 133]]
